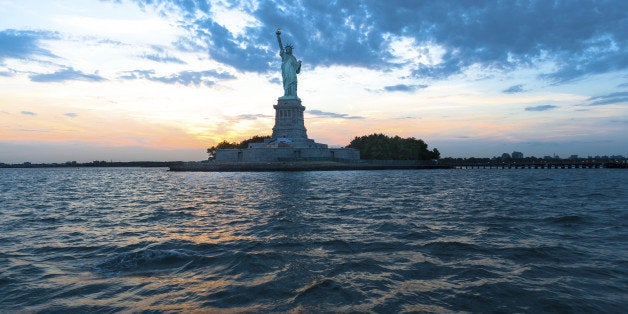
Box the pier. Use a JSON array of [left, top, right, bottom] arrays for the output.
[[438, 156, 627, 170], [447, 162, 623, 169]]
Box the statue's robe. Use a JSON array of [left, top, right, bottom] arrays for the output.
[[280, 51, 300, 98]]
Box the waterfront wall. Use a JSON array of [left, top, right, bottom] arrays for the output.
[[215, 147, 359, 162]]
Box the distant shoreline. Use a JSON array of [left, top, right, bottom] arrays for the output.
[[2, 157, 625, 170], [0, 161, 179, 168]]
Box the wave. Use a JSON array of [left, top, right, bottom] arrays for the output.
[[497, 245, 580, 263], [422, 241, 489, 259], [545, 215, 588, 225], [294, 278, 364, 306], [96, 247, 198, 276]]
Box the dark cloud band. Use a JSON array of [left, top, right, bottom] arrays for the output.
[[132, 0, 628, 84]]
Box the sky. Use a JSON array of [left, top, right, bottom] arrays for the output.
[[1, 0, 627, 163]]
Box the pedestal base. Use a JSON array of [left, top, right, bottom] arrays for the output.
[[214, 96, 360, 162], [272, 98, 307, 139]]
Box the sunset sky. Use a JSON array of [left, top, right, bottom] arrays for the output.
[[1, 0, 626, 163]]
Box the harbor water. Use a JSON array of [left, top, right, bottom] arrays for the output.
[[1, 168, 626, 312]]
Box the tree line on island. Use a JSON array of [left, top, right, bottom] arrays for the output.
[[206, 135, 272, 159], [207, 133, 440, 160], [348, 134, 440, 160]]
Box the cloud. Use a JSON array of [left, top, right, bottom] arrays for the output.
[[403, 2, 628, 83], [234, 114, 271, 120], [64, 112, 78, 118], [503, 84, 525, 94], [135, 0, 210, 14], [585, 91, 628, 106], [30, 67, 105, 83], [589, 91, 628, 101], [0, 29, 57, 61], [131, 1, 628, 83], [15, 129, 49, 133], [143, 53, 186, 64], [384, 84, 428, 92], [20, 111, 37, 116], [119, 69, 154, 80], [0, 70, 15, 77], [609, 118, 628, 125], [525, 105, 558, 112], [221, 113, 271, 123], [120, 69, 234, 86], [540, 34, 627, 83], [306, 110, 364, 119]]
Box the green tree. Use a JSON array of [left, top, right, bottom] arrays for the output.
[[347, 133, 440, 160], [237, 135, 271, 148], [207, 135, 271, 159]]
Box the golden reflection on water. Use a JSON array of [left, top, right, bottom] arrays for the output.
[[36, 272, 246, 312], [112, 274, 278, 312], [165, 229, 254, 245], [26, 265, 278, 313]]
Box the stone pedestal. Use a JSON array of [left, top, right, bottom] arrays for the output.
[[214, 95, 360, 163], [272, 98, 307, 139]]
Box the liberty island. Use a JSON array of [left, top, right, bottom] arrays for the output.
[[211, 28, 359, 163], [170, 28, 452, 171], [172, 29, 360, 170]]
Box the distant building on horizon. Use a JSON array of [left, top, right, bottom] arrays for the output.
[[512, 151, 524, 159]]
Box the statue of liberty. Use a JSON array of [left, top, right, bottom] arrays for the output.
[[276, 28, 301, 99]]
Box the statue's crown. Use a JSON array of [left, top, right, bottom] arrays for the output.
[[285, 44, 294, 49]]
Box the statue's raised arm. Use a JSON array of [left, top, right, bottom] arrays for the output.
[[276, 28, 284, 53], [275, 28, 301, 99]]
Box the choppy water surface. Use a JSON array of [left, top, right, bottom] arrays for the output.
[[1, 168, 626, 312]]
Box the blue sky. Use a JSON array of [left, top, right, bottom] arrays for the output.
[[1, 0, 626, 162]]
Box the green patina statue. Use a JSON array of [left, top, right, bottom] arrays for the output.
[[276, 28, 302, 99]]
